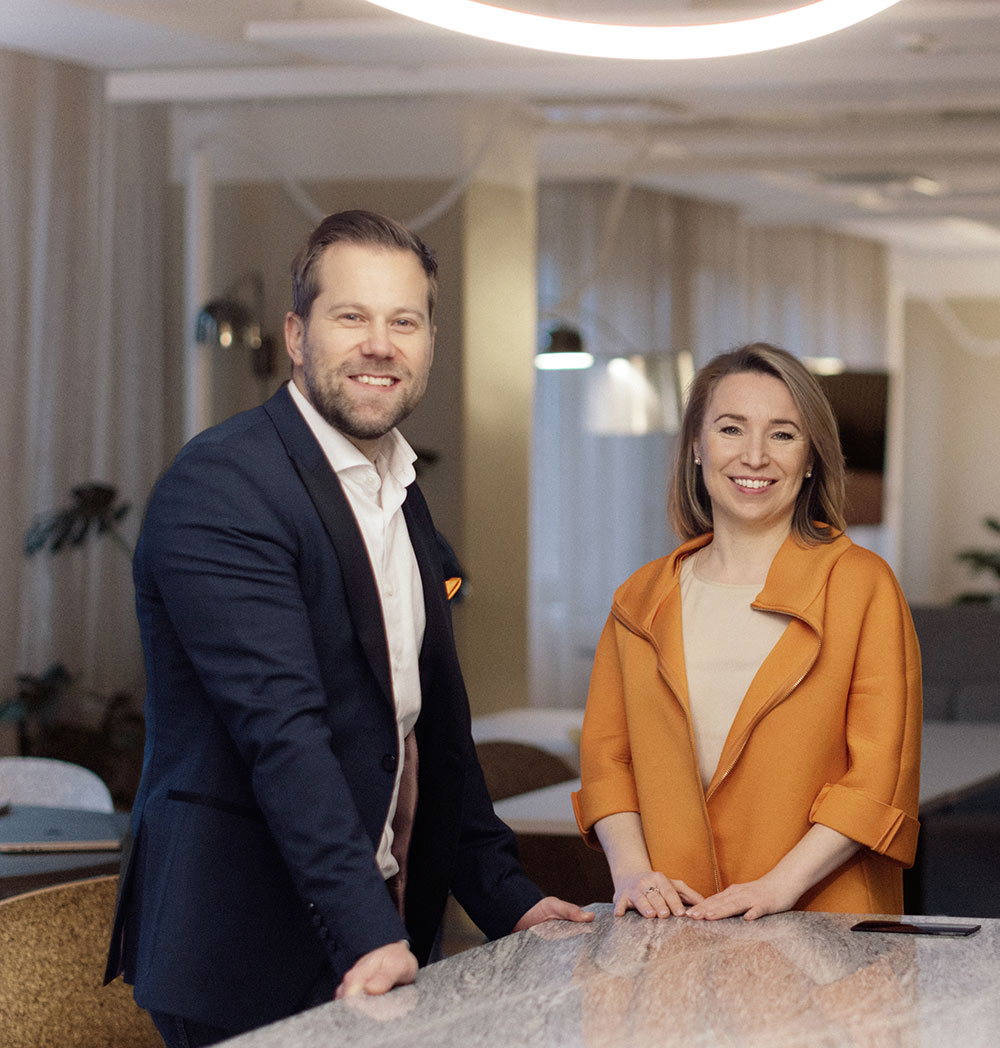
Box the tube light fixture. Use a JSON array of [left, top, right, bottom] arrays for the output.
[[362, 1, 905, 60]]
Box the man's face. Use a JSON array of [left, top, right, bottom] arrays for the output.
[[285, 241, 435, 458]]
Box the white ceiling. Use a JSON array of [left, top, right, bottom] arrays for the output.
[[4, 0, 1000, 251]]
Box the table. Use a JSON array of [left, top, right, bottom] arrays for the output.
[[493, 720, 1000, 835], [0, 805, 130, 900], [917, 721, 1000, 814], [222, 906, 1000, 1048], [471, 708, 583, 771]]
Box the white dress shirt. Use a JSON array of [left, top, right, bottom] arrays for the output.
[[288, 380, 424, 879]]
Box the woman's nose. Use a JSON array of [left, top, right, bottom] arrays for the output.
[[741, 435, 769, 466]]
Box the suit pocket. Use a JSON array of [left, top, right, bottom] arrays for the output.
[[167, 788, 264, 823]]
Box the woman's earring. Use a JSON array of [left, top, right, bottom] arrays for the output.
[[694, 455, 702, 466], [805, 469, 813, 478]]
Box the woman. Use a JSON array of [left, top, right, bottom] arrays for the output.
[[572, 342, 921, 921]]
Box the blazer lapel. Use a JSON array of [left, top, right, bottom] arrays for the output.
[[263, 386, 394, 705], [401, 484, 450, 652]]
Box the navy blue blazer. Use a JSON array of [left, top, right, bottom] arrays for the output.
[[105, 385, 541, 1032]]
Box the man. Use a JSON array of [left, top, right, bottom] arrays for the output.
[[105, 210, 592, 1047]]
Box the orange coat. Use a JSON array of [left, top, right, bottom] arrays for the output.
[[572, 531, 922, 914]]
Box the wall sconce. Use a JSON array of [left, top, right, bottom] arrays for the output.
[[534, 325, 594, 370], [195, 272, 276, 378]]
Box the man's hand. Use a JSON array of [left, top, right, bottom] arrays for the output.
[[512, 896, 595, 933], [334, 940, 418, 999]]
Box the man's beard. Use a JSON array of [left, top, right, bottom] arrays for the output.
[[301, 348, 428, 443]]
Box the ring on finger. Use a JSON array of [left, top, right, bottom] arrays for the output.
[[643, 886, 659, 895]]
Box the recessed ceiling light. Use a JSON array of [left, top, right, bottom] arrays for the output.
[[363, 1, 906, 60]]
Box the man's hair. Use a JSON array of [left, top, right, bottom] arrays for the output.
[[290, 209, 438, 320], [668, 341, 847, 545]]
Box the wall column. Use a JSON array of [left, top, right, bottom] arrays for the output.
[[183, 145, 215, 441], [458, 111, 537, 715]]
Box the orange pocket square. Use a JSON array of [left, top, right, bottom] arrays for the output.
[[445, 577, 462, 600]]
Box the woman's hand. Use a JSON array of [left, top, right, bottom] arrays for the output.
[[687, 824, 861, 922], [593, 811, 704, 918], [613, 871, 704, 918], [685, 871, 800, 921]]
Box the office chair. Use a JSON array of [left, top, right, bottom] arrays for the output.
[[0, 874, 160, 1048], [0, 757, 114, 813]]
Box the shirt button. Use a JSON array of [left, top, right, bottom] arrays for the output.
[[381, 754, 397, 773]]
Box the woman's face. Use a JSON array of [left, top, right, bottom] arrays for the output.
[[695, 370, 812, 539]]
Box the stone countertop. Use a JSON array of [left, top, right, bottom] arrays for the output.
[[224, 906, 998, 1047]]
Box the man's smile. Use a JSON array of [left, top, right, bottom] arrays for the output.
[[353, 374, 399, 388]]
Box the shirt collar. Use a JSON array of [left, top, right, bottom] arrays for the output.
[[287, 379, 417, 487]]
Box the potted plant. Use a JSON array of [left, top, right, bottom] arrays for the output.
[[955, 516, 1000, 605], [0, 483, 144, 807]]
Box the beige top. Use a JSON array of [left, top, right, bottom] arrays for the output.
[[680, 556, 791, 789]]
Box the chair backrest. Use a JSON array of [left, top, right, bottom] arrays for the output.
[[0, 757, 114, 812], [0, 874, 160, 1048], [910, 605, 1000, 721], [475, 740, 576, 802]]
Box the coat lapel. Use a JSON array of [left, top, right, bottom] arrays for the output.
[[706, 534, 852, 797], [401, 484, 450, 654], [263, 385, 394, 706]]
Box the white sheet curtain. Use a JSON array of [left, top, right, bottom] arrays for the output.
[[532, 183, 680, 709], [676, 197, 888, 369], [0, 49, 168, 751], [531, 184, 887, 709]]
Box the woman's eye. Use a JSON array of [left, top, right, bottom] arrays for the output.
[[720, 425, 741, 436], [772, 430, 796, 441]]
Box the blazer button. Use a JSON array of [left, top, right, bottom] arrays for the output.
[[381, 754, 397, 773]]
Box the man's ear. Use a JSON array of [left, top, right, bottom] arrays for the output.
[[284, 311, 305, 368]]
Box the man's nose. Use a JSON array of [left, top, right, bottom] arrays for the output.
[[362, 322, 395, 358]]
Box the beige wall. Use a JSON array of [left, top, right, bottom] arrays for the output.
[[458, 181, 537, 714], [899, 297, 1000, 604]]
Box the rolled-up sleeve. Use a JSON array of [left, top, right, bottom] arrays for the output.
[[572, 617, 641, 848], [809, 562, 923, 866]]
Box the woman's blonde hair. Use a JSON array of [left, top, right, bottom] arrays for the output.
[[668, 342, 847, 544]]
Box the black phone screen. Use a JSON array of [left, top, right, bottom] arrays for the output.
[[850, 920, 981, 937]]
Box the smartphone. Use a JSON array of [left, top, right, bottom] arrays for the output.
[[851, 920, 981, 937]]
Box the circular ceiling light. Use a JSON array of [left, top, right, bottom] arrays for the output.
[[363, 1, 905, 60]]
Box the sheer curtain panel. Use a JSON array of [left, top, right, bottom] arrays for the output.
[[0, 50, 168, 753]]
